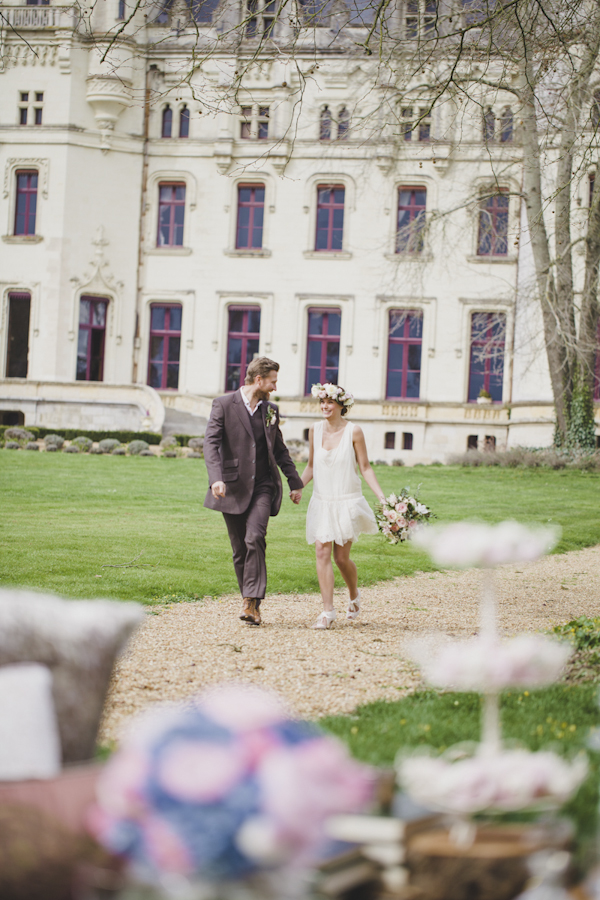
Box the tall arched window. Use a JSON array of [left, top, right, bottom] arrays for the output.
[[161, 106, 173, 138], [337, 107, 350, 140], [319, 107, 332, 141], [499, 107, 513, 142], [179, 105, 190, 138], [591, 91, 600, 129], [483, 106, 495, 142]]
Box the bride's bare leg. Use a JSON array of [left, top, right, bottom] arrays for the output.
[[333, 541, 358, 600], [315, 540, 335, 611]]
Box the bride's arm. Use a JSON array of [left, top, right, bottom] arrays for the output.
[[353, 426, 385, 501], [301, 425, 315, 487]]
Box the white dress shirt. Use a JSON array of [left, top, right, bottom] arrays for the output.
[[240, 387, 262, 417]]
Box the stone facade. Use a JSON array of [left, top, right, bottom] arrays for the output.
[[0, 0, 597, 457]]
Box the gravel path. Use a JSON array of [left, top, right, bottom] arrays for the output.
[[99, 545, 600, 744]]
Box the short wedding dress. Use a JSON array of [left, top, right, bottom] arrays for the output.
[[306, 421, 378, 546]]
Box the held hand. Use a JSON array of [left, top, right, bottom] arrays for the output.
[[289, 489, 303, 505], [212, 481, 226, 499]]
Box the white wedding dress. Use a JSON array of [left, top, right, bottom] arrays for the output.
[[306, 420, 378, 546]]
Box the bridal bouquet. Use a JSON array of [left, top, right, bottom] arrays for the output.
[[375, 489, 434, 544]]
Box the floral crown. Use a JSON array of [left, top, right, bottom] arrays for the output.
[[311, 383, 355, 409]]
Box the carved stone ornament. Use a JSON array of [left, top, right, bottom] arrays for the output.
[[69, 227, 123, 341], [86, 75, 132, 131]]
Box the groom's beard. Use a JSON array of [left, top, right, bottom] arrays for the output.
[[256, 389, 271, 401]]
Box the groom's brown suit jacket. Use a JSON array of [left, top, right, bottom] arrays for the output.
[[203, 391, 303, 517]]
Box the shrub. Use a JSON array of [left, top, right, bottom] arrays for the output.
[[372, 459, 389, 466], [187, 452, 203, 459], [140, 449, 155, 457], [44, 434, 65, 449], [5, 427, 34, 442], [5, 442, 20, 450], [129, 440, 150, 455], [112, 446, 127, 455], [90, 446, 102, 455], [160, 436, 178, 449], [163, 450, 178, 458], [25, 442, 39, 451], [188, 436, 204, 451], [72, 436, 93, 452], [98, 439, 120, 454], [34, 427, 162, 445], [64, 445, 79, 453], [46, 444, 59, 452], [392, 458, 405, 466]]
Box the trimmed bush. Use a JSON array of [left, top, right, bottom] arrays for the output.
[[25, 442, 39, 451], [5, 428, 34, 442], [26, 427, 162, 445], [90, 446, 102, 454], [5, 442, 20, 450], [163, 450, 178, 458], [44, 434, 65, 449], [160, 436, 178, 449], [188, 436, 204, 451], [392, 458, 405, 466], [449, 447, 600, 471], [98, 439, 120, 454], [72, 436, 93, 453], [140, 449, 155, 457], [187, 452, 203, 459], [46, 444, 59, 452], [64, 445, 79, 454], [129, 440, 150, 456], [112, 446, 127, 455]]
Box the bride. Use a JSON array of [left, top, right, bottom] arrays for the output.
[[301, 383, 385, 629]]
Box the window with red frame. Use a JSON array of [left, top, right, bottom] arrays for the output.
[[148, 305, 182, 390], [236, 185, 265, 249], [14, 171, 38, 236], [77, 296, 108, 382], [157, 183, 185, 247], [468, 312, 506, 402], [315, 185, 344, 251], [397, 186, 426, 253], [305, 308, 341, 394], [386, 309, 423, 399], [477, 191, 509, 256], [226, 307, 261, 392]]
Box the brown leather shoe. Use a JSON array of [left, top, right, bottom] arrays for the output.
[[240, 598, 261, 625]]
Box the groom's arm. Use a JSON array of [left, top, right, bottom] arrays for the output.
[[204, 399, 225, 489]]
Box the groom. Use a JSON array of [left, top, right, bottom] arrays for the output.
[[204, 357, 303, 625]]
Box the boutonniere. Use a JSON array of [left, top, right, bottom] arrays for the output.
[[265, 406, 277, 427]]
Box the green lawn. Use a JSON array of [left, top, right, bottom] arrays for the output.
[[321, 685, 600, 857], [1, 454, 599, 603]]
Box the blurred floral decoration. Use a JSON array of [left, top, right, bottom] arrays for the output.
[[399, 521, 587, 819], [88, 685, 374, 888]]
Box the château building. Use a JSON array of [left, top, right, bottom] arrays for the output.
[[1, 0, 597, 460]]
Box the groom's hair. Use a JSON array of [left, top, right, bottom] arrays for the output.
[[245, 357, 279, 384]]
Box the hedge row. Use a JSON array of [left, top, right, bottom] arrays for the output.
[[0, 426, 201, 446]]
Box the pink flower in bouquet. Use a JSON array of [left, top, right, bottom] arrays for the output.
[[258, 737, 374, 854], [408, 520, 419, 529], [386, 509, 398, 522], [396, 517, 407, 529], [395, 502, 408, 513], [157, 740, 247, 802], [142, 813, 194, 874], [391, 524, 400, 532], [199, 684, 288, 732]]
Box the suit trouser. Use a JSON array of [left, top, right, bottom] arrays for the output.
[[222, 483, 273, 602]]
